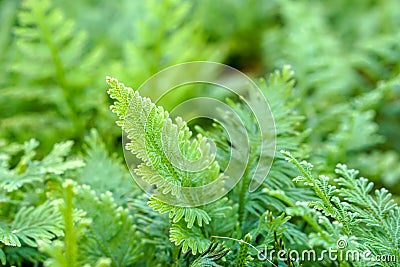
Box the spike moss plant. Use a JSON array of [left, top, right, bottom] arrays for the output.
[[0, 67, 399, 266], [1, 0, 400, 266], [1, 66, 399, 266], [102, 72, 398, 267]]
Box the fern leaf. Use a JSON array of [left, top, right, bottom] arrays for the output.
[[282, 150, 339, 219], [0, 139, 84, 192], [40, 180, 108, 267], [106, 77, 229, 255], [235, 233, 253, 267], [0, 224, 20, 247], [75, 186, 143, 267], [149, 197, 211, 228], [106, 76, 220, 211], [169, 222, 210, 255], [79, 129, 135, 204], [285, 151, 400, 263], [107, 77, 220, 187], [106, 77, 134, 127], [5, 0, 105, 148], [3, 201, 64, 247], [252, 211, 291, 246], [334, 164, 400, 258]]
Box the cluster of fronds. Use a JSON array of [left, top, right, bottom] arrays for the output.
[[104, 68, 399, 266], [0, 0, 399, 266]]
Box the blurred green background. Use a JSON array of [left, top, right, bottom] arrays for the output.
[[1, 0, 400, 193]]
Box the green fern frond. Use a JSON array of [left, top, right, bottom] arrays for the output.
[[169, 222, 210, 255], [149, 198, 211, 228], [75, 186, 143, 267], [107, 77, 227, 255], [106, 77, 134, 127], [335, 164, 400, 258], [3, 0, 106, 149], [108, 0, 224, 101], [282, 150, 339, 219], [0, 201, 63, 248], [0, 139, 84, 192], [235, 233, 253, 267], [252, 211, 291, 246], [335, 164, 396, 218], [41, 180, 110, 267], [107, 77, 220, 187], [79, 129, 136, 204], [106, 76, 220, 203], [129, 194, 174, 266], [284, 151, 400, 264]]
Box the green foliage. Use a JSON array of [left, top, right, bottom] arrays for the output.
[[283, 150, 400, 265], [1, 0, 400, 266], [3, 0, 107, 150], [40, 180, 88, 267], [0, 139, 83, 266], [190, 242, 229, 267], [0, 201, 63, 248], [260, 0, 400, 193], [0, 130, 141, 267], [107, 77, 226, 255], [108, 0, 224, 95], [235, 234, 253, 267], [78, 129, 135, 205], [74, 186, 143, 267], [103, 72, 309, 266], [2, 0, 224, 152], [0, 139, 83, 192], [107, 77, 221, 193]]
